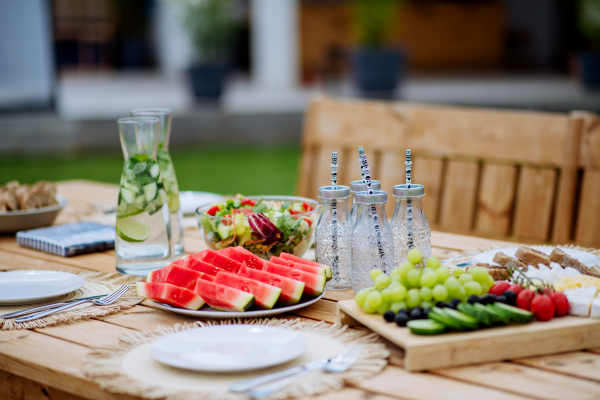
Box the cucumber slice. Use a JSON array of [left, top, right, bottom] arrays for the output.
[[407, 319, 446, 335], [488, 304, 514, 325], [430, 307, 463, 330], [149, 163, 160, 178], [473, 303, 502, 325], [458, 303, 492, 327], [121, 188, 136, 204], [143, 182, 158, 202], [494, 303, 534, 323], [483, 304, 510, 325], [218, 223, 231, 240], [444, 309, 479, 330], [123, 181, 140, 193]]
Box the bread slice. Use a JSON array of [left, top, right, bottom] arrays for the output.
[[515, 245, 550, 267], [550, 248, 600, 278], [467, 263, 511, 281], [492, 252, 528, 271]]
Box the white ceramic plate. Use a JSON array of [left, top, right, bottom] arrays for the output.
[[151, 325, 307, 372], [471, 246, 599, 268], [150, 292, 325, 319], [179, 191, 223, 215], [0, 270, 85, 305]]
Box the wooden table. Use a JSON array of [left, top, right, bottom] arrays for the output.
[[1, 181, 600, 400]]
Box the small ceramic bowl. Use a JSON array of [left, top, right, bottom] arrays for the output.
[[0, 195, 68, 233]]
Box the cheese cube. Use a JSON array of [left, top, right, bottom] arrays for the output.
[[564, 287, 598, 317]]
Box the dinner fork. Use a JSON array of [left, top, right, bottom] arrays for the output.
[[230, 345, 362, 398], [14, 284, 130, 323]]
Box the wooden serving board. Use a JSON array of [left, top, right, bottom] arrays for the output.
[[337, 299, 600, 371]]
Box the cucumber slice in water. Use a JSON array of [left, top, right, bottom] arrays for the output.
[[143, 182, 158, 202], [121, 188, 136, 204], [407, 319, 446, 335], [116, 218, 150, 242], [149, 163, 160, 178]]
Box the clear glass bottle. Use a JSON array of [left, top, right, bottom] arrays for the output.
[[351, 190, 394, 292], [115, 116, 172, 276], [315, 185, 353, 290], [390, 184, 431, 268], [349, 179, 381, 222], [130, 108, 184, 257]]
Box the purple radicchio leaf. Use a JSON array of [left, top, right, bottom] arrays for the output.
[[248, 213, 282, 245]]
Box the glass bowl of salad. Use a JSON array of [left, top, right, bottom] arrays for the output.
[[195, 195, 320, 259]]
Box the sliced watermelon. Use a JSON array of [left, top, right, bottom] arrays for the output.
[[201, 274, 215, 282], [270, 256, 328, 280], [263, 261, 325, 297], [170, 257, 187, 267], [147, 264, 206, 290], [184, 255, 222, 276], [280, 252, 332, 280], [214, 270, 281, 309], [193, 279, 255, 312], [239, 264, 304, 305], [136, 282, 205, 310], [221, 246, 265, 270], [198, 249, 242, 273]]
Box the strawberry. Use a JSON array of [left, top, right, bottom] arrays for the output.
[[516, 289, 535, 311], [508, 284, 523, 294], [489, 281, 511, 296], [548, 291, 569, 317], [531, 294, 555, 321]]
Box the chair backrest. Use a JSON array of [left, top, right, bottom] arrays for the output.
[[297, 96, 596, 246]]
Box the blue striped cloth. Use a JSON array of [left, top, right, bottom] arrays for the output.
[[16, 222, 115, 257]]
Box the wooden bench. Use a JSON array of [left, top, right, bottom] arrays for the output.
[[297, 96, 599, 246]]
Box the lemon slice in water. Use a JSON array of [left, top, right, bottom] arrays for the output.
[[116, 218, 150, 242]]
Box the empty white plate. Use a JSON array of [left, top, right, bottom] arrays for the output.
[[151, 325, 307, 372], [471, 246, 599, 268], [0, 270, 85, 305], [179, 191, 223, 215]]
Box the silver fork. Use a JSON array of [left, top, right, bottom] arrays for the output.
[[230, 345, 362, 398], [14, 284, 131, 323]]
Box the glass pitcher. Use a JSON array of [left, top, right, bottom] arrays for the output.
[[115, 116, 172, 276], [130, 108, 184, 256]]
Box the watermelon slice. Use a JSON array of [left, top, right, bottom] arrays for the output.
[[201, 274, 215, 282], [280, 252, 332, 280], [194, 279, 255, 312], [170, 257, 187, 267], [215, 270, 281, 309], [239, 264, 304, 305], [136, 282, 205, 310], [263, 261, 325, 297], [270, 256, 328, 280], [184, 255, 222, 276], [221, 246, 265, 270], [198, 249, 242, 273], [147, 264, 207, 290]]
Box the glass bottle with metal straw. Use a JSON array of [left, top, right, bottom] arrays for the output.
[[390, 149, 431, 266], [130, 108, 184, 257], [351, 150, 394, 292], [315, 152, 353, 290]]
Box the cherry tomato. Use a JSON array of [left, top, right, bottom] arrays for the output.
[[516, 289, 535, 311], [240, 198, 256, 206], [302, 202, 313, 212], [508, 284, 523, 294], [207, 205, 219, 216], [489, 281, 511, 296], [548, 291, 569, 317], [531, 294, 555, 321]]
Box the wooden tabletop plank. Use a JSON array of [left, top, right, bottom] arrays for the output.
[[431, 231, 516, 251], [511, 352, 600, 383], [34, 319, 135, 348], [323, 289, 355, 302], [432, 362, 600, 400], [289, 298, 339, 323], [297, 388, 404, 400], [352, 365, 531, 400], [97, 304, 199, 331]]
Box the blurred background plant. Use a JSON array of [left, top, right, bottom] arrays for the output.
[[353, 0, 401, 48]]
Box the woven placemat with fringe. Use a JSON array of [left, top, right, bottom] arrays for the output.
[[83, 318, 389, 400], [0, 270, 143, 330]]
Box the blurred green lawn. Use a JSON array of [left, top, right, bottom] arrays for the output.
[[0, 145, 300, 196]]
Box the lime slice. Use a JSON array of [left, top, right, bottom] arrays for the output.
[[116, 218, 150, 242]]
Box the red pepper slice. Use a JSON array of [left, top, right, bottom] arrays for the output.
[[304, 217, 313, 226], [207, 205, 219, 216], [288, 210, 302, 215], [302, 202, 313, 212], [240, 198, 256, 206]]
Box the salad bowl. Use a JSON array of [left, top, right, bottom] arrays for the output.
[[196, 195, 320, 260]]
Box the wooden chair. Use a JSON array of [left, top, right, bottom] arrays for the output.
[[297, 96, 598, 246]]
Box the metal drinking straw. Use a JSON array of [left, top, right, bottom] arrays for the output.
[[331, 152, 339, 275], [406, 149, 414, 250], [358, 146, 366, 183], [359, 150, 386, 261]]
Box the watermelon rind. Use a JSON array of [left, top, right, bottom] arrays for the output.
[[280, 252, 332, 280], [263, 261, 326, 297], [193, 279, 255, 312], [215, 271, 282, 309], [136, 282, 205, 310], [239, 265, 304, 305]]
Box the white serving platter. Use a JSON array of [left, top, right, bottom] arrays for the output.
[[0, 270, 85, 305], [179, 191, 223, 215], [149, 292, 324, 319], [151, 325, 307, 372], [471, 246, 599, 268]]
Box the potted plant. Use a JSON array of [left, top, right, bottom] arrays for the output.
[[579, 0, 600, 89], [181, 0, 238, 99], [352, 0, 404, 95]]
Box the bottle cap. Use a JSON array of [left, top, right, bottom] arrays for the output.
[[318, 185, 350, 199], [393, 184, 425, 197], [350, 180, 381, 192], [354, 190, 388, 204]]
